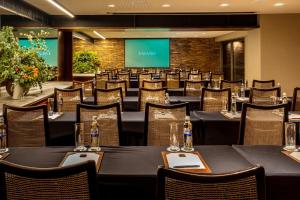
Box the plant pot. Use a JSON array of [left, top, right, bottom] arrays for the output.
[[5, 80, 30, 98], [12, 83, 24, 100]]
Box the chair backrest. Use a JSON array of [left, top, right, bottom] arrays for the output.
[[94, 88, 124, 111], [77, 103, 122, 146], [166, 73, 180, 89], [95, 73, 109, 89], [106, 80, 127, 97], [179, 71, 189, 80], [188, 73, 202, 81], [201, 71, 211, 80], [144, 102, 189, 146], [0, 160, 98, 200], [73, 80, 94, 97], [184, 80, 206, 96], [252, 80, 275, 89], [211, 73, 224, 80], [138, 73, 152, 88], [156, 166, 266, 200], [54, 88, 83, 112], [200, 88, 231, 112], [249, 87, 281, 106], [239, 103, 288, 145], [117, 72, 130, 88], [138, 88, 166, 111], [143, 80, 164, 89], [3, 104, 50, 147], [292, 87, 300, 111], [221, 80, 243, 94], [160, 71, 167, 81]]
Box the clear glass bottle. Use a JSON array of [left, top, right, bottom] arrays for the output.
[[231, 93, 237, 115], [89, 116, 101, 151], [182, 116, 194, 152], [58, 93, 63, 114], [165, 93, 170, 104], [0, 115, 8, 153], [81, 83, 85, 98], [240, 83, 245, 98]]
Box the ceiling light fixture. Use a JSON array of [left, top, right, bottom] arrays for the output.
[[219, 3, 229, 7], [274, 2, 285, 7], [73, 33, 86, 41], [93, 31, 106, 40], [46, 0, 75, 18], [0, 5, 33, 20], [162, 4, 171, 8], [108, 4, 116, 8]]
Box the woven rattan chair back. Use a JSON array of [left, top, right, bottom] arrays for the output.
[[117, 72, 130, 88], [77, 103, 122, 146], [106, 80, 127, 97], [143, 80, 164, 89], [292, 87, 300, 111], [180, 71, 189, 80], [252, 80, 275, 89], [188, 73, 202, 81], [138, 73, 152, 88], [211, 73, 224, 80], [160, 71, 167, 81], [95, 88, 124, 111], [250, 87, 281, 106], [73, 80, 94, 97], [54, 88, 83, 112], [239, 103, 288, 145], [201, 88, 231, 112], [138, 88, 166, 111], [184, 81, 206, 96], [0, 160, 98, 200], [221, 80, 243, 94], [157, 166, 266, 200], [3, 104, 49, 147], [144, 103, 189, 146], [166, 73, 180, 89], [95, 73, 109, 89]]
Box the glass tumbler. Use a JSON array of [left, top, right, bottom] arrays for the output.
[[284, 122, 296, 151], [0, 122, 8, 154], [74, 123, 87, 151], [167, 122, 180, 152], [48, 98, 54, 116]]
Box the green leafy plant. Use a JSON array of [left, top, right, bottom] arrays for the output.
[[73, 51, 100, 73]]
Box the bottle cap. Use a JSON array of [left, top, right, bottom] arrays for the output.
[[185, 115, 190, 121]]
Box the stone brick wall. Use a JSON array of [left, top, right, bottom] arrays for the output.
[[73, 38, 221, 72]]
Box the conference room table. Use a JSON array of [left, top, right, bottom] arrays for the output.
[[4, 145, 300, 200]]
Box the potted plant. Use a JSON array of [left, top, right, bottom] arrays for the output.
[[73, 51, 100, 73]]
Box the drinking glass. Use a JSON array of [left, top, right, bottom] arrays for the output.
[[74, 123, 87, 151], [167, 122, 180, 152], [284, 122, 296, 151], [48, 98, 54, 116], [0, 116, 8, 154]]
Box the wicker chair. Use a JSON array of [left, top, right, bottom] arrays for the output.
[[117, 72, 130, 88], [160, 71, 167, 81], [249, 87, 281, 106], [184, 80, 206, 96], [54, 88, 83, 112], [138, 88, 166, 111], [77, 103, 122, 146], [3, 104, 50, 147], [143, 80, 164, 89], [157, 166, 266, 200], [188, 73, 202, 81], [144, 102, 189, 146], [202, 71, 211, 80], [95, 73, 109, 89], [94, 88, 124, 111], [252, 80, 275, 89], [166, 73, 180, 89], [0, 160, 98, 200], [211, 72, 224, 80], [292, 87, 300, 111], [106, 80, 127, 97], [138, 73, 152, 88], [200, 88, 231, 112], [239, 103, 288, 145], [73, 80, 94, 97], [221, 80, 243, 94], [179, 71, 189, 81]]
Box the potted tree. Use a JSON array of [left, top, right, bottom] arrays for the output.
[[73, 51, 100, 73]]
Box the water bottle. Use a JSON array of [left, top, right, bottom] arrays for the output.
[[165, 93, 170, 104], [231, 93, 237, 115], [182, 116, 194, 152], [58, 93, 63, 114], [0, 115, 8, 153], [240, 83, 245, 98], [81, 83, 85, 98], [89, 116, 101, 151]]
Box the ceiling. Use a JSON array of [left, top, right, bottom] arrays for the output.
[[24, 0, 300, 15]]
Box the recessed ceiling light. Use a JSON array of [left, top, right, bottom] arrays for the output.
[[93, 31, 106, 40], [219, 3, 229, 7], [162, 4, 171, 8], [274, 2, 285, 7], [46, 0, 75, 18], [108, 4, 115, 8]]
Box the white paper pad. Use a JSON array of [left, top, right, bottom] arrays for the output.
[[221, 112, 241, 119], [61, 153, 99, 167], [289, 114, 300, 120], [48, 112, 63, 120], [237, 97, 249, 102], [166, 153, 205, 169], [289, 152, 300, 161]]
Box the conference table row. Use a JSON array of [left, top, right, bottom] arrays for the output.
[[4, 145, 300, 200], [49, 111, 300, 146]]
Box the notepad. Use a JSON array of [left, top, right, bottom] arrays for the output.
[[289, 113, 300, 120], [48, 112, 63, 120], [166, 153, 206, 169], [221, 111, 241, 119], [289, 152, 300, 161]]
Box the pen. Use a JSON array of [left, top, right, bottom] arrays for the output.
[[172, 165, 200, 168]]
